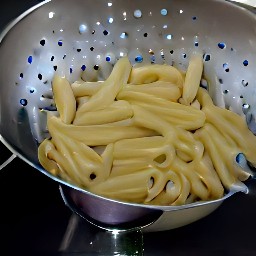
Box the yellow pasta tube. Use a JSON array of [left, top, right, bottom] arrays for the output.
[[203, 105, 256, 166], [131, 104, 173, 136], [114, 136, 170, 158], [201, 123, 250, 184], [89, 167, 167, 204], [71, 80, 103, 97], [114, 143, 174, 169], [181, 52, 203, 105], [49, 130, 105, 187], [128, 64, 184, 87], [117, 90, 206, 122], [73, 100, 133, 125], [195, 123, 238, 189], [121, 81, 181, 102], [48, 118, 102, 164], [170, 158, 210, 200], [149, 170, 183, 205], [38, 138, 80, 185], [133, 102, 206, 131], [117, 90, 176, 108], [101, 143, 114, 180], [48, 115, 157, 146], [45, 139, 87, 187], [196, 153, 224, 199], [173, 130, 204, 163], [145, 167, 168, 202], [132, 105, 203, 163], [52, 75, 76, 124], [114, 136, 166, 150], [88, 172, 149, 203], [107, 118, 135, 127], [76, 96, 90, 110], [38, 139, 61, 176], [171, 174, 191, 206], [74, 56, 132, 119], [111, 158, 150, 177], [184, 194, 198, 205], [196, 87, 214, 107]]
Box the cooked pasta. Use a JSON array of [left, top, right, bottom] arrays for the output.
[[38, 55, 256, 206]]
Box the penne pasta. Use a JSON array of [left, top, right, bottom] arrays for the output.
[[38, 55, 256, 206], [121, 81, 182, 102], [73, 100, 133, 126], [74, 57, 132, 119], [128, 63, 184, 87], [52, 75, 76, 124], [180, 52, 203, 105]]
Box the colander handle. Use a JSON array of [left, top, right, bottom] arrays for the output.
[[0, 154, 17, 171], [0, 135, 17, 170]]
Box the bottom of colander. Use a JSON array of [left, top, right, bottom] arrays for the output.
[[58, 182, 238, 232]]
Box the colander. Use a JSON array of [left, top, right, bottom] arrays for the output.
[[0, 0, 256, 233]]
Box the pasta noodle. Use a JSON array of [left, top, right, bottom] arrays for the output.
[[38, 54, 256, 206]]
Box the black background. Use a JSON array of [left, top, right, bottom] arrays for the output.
[[1, 1, 256, 255]]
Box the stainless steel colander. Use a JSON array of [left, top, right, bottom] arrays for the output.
[[0, 0, 256, 232]]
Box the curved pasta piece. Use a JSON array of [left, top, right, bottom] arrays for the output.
[[38, 139, 62, 176], [196, 152, 224, 199], [171, 174, 191, 206], [172, 130, 204, 163], [117, 90, 186, 110], [134, 102, 206, 131], [144, 167, 167, 202], [113, 136, 175, 169], [122, 81, 181, 102], [195, 123, 239, 189], [132, 105, 204, 163], [149, 170, 183, 205], [49, 130, 105, 187], [203, 105, 256, 166], [180, 52, 203, 105], [89, 168, 161, 203], [131, 104, 174, 136], [71, 80, 103, 97], [76, 96, 90, 110], [89, 167, 172, 204], [48, 115, 157, 146], [196, 87, 214, 107], [114, 136, 166, 149], [101, 143, 114, 180], [128, 64, 184, 88], [111, 158, 150, 177], [73, 100, 133, 125], [170, 158, 210, 201], [74, 56, 132, 119], [52, 75, 76, 124]]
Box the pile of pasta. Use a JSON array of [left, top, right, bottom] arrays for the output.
[[38, 54, 256, 206]]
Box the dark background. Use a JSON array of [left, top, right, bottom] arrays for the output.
[[1, 1, 256, 255]]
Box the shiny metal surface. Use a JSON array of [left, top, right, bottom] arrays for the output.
[[1, 0, 256, 232], [230, 0, 256, 7], [59, 184, 237, 232], [59, 185, 163, 231]]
